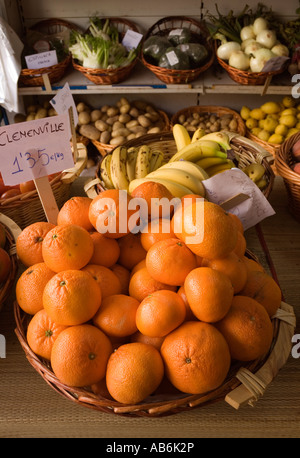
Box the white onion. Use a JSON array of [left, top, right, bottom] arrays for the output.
[[256, 29, 277, 49], [253, 17, 268, 36], [240, 25, 255, 42], [229, 50, 250, 70], [241, 38, 256, 51], [244, 41, 263, 55], [271, 43, 289, 57], [217, 41, 241, 60], [250, 48, 275, 72]]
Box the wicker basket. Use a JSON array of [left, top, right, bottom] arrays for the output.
[[91, 109, 171, 157], [246, 130, 280, 175], [275, 131, 300, 221], [0, 143, 87, 229], [215, 42, 288, 86], [19, 18, 82, 87], [85, 131, 274, 199], [72, 18, 140, 85], [171, 105, 246, 136], [13, 249, 295, 416], [141, 16, 215, 84], [0, 214, 21, 313]]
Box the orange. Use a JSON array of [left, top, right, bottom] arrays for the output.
[[16, 262, 55, 315], [19, 180, 36, 193], [215, 295, 273, 361], [240, 270, 282, 317], [233, 231, 247, 258], [228, 212, 244, 234], [136, 290, 186, 338], [0, 247, 11, 283], [89, 232, 120, 267], [129, 267, 177, 302], [42, 224, 94, 272], [88, 189, 137, 238], [117, 232, 147, 270], [82, 264, 122, 299], [160, 321, 231, 394], [26, 309, 68, 360], [106, 342, 164, 404], [184, 267, 234, 323], [130, 331, 165, 351], [110, 264, 131, 294], [93, 294, 140, 338], [129, 259, 146, 278], [16, 221, 55, 267], [130, 180, 175, 219], [177, 286, 197, 321], [243, 256, 265, 274], [43, 269, 101, 326], [173, 200, 238, 260], [140, 218, 175, 251], [202, 252, 248, 294], [57, 196, 94, 231], [51, 324, 113, 387], [146, 238, 197, 286]]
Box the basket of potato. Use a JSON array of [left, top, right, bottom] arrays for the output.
[[171, 105, 246, 136], [76, 98, 170, 157]]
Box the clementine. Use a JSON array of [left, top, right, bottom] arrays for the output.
[[110, 264, 131, 295], [233, 231, 247, 258], [117, 232, 147, 270], [130, 331, 165, 351], [89, 232, 120, 267], [16, 221, 55, 267], [177, 286, 197, 321], [130, 180, 175, 219], [57, 196, 94, 231], [202, 252, 248, 294], [129, 267, 177, 302], [82, 264, 122, 298], [140, 218, 175, 251]]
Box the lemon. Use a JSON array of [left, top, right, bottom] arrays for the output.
[[240, 106, 251, 120], [263, 116, 278, 133], [286, 128, 300, 138], [268, 133, 284, 144], [275, 124, 288, 136], [282, 96, 296, 108], [279, 114, 297, 128], [258, 119, 265, 129], [296, 122, 300, 129], [297, 104, 300, 111], [251, 127, 262, 136], [257, 130, 270, 142], [246, 117, 258, 129], [250, 108, 265, 120], [297, 112, 300, 119], [260, 101, 281, 114], [280, 108, 297, 116]]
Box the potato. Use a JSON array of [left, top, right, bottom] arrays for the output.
[[48, 107, 57, 116], [111, 128, 130, 138], [14, 113, 26, 123], [126, 133, 136, 141], [35, 108, 48, 119], [128, 125, 147, 134], [229, 118, 238, 131], [119, 104, 131, 114], [101, 105, 110, 113], [90, 110, 102, 122], [112, 121, 125, 131], [147, 126, 161, 134], [119, 113, 131, 124], [129, 107, 139, 118], [78, 111, 91, 125], [110, 135, 125, 146], [106, 107, 119, 117], [26, 113, 36, 121], [79, 124, 100, 141], [100, 131, 111, 144], [95, 120, 110, 132], [119, 97, 130, 106], [137, 115, 152, 128], [106, 115, 119, 126], [133, 100, 148, 111], [126, 119, 139, 129], [76, 102, 88, 113]]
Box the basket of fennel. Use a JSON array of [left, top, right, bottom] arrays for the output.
[[70, 17, 141, 85]]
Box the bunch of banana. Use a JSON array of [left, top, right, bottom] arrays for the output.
[[242, 163, 267, 190]]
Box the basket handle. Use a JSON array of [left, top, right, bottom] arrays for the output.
[[225, 130, 275, 164], [61, 143, 87, 184], [84, 178, 100, 199]]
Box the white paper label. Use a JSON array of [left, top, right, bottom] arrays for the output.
[[122, 29, 143, 50], [166, 50, 179, 66], [50, 83, 78, 127], [25, 50, 58, 69]]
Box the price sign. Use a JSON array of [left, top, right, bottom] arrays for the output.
[[25, 50, 58, 69], [0, 113, 74, 186], [122, 29, 143, 50], [50, 82, 78, 126]]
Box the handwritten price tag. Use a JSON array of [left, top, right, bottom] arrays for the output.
[[25, 50, 58, 69], [50, 82, 78, 126], [0, 113, 74, 186]]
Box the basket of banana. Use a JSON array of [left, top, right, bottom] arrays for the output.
[[84, 125, 274, 200]]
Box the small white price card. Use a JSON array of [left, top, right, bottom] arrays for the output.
[[122, 29, 143, 50], [50, 82, 78, 126], [166, 50, 179, 66], [25, 50, 58, 69], [0, 113, 74, 186]]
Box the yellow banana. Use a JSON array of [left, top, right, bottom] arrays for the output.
[[149, 148, 164, 172], [126, 147, 138, 182], [129, 177, 194, 199], [146, 168, 206, 196], [191, 127, 205, 142], [158, 160, 209, 181], [135, 145, 152, 179], [100, 154, 114, 189], [194, 131, 231, 151], [110, 146, 130, 190], [173, 124, 191, 151], [206, 160, 235, 177], [196, 156, 230, 170], [169, 140, 227, 163]]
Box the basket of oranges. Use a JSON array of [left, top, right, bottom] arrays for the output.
[[13, 192, 295, 416], [0, 213, 21, 313]]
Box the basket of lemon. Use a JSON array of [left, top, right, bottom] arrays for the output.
[[240, 96, 300, 170]]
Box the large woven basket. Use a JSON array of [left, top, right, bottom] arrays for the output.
[[171, 105, 246, 136], [72, 18, 140, 85], [19, 18, 82, 87], [215, 42, 288, 86], [0, 143, 87, 229], [275, 131, 300, 221], [141, 16, 214, 84], [13, 250, 295, 417], [91, 109, 171, 158], [0, 214, 21, 313], [86, 131, 274, 200]]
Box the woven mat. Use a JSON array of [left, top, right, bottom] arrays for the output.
[[0, 176, 299, 438]]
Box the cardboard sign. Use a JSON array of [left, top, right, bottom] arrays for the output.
[[50, 82, 78, 126], [0, 113, 74, 185], [25, 50, 58, 69], [261, 56, 290, 73], [122, 29, 143, 50]]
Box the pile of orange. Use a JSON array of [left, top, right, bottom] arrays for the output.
[[15, 183, 282, 406]]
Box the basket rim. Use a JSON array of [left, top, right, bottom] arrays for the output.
[[275, 131, 300, 182], [20, 54, 71, 76], [13, 249, 284, 417]]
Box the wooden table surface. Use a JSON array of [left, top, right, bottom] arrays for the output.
[[0, 175, 299, 439]]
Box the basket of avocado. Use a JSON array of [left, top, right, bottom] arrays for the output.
[[141, 16, 214, 84]]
